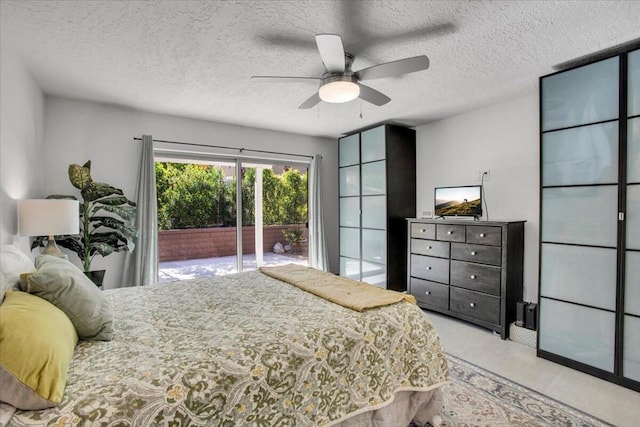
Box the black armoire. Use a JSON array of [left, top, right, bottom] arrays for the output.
[[338, 124, 416, 292]]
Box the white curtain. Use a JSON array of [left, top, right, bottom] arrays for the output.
[[127, 135, 158, 286], [308, 154, 328, 271]]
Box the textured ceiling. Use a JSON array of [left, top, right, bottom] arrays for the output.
[[1, 0, 639, 138]]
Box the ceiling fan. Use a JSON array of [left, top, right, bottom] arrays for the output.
[[251, 34, 430, 109]]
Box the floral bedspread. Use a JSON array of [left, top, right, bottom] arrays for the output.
[[10, 270, 448, 426]]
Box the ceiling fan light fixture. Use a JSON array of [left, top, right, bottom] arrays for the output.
[[319, 80, 360, 103]]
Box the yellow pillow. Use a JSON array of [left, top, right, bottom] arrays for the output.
[[0, 291, 78, 410]]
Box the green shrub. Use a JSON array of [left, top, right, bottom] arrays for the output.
[[155, 163, 307, 230]]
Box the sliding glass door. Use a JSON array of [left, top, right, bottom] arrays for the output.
[[155, 158, 239, 281], [240, 161, 309, 272], [155, 155, 308, 282]]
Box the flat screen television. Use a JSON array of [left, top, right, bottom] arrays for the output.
[[434, 185, 482, 218]]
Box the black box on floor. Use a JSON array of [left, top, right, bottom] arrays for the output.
[[516, 301, 527, 327], [525, 303, 537, 330]]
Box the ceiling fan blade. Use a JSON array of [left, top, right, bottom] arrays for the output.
[[354, 55, 429, 81], [358, 84, 391, 106], [315, 34, 345, 73], [299, 92, 321, 109], [251, 76, 321, 83], [256, 34, 317, 51]]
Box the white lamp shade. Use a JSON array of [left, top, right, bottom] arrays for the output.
[[318, 81, 360, 103], [18, 199, 80, 237]]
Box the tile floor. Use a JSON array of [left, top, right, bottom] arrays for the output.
[[426, 311, 640, 427]]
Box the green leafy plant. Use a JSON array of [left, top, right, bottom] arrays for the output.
[[281, 228, 305, 245], [32, 161, 137, 272], [154, 162, 308, 230]]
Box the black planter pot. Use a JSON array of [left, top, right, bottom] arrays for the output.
[[84, 270, 106, 288]]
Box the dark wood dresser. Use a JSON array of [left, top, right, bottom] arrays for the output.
[[407, 218, 525, 339]]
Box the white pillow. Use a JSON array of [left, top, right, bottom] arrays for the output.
[[0, 271, 8, 304], [0, 245, 36, 302]]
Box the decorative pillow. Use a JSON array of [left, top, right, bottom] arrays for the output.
[[0, 244, 35, 302], [21, 255, 114, 341], [0, 291, 78, 410]]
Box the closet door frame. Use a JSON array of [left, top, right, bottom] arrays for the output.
[[538, 46, 640, 392], [338, 133, 362, 282]]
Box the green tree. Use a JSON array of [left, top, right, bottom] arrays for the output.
[[282, 168, 307, 223], [241, 167, 255, 226]]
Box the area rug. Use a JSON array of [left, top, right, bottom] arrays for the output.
[[428, 354, 613, 426]]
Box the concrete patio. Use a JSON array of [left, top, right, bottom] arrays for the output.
[[158, 252, 308, 283]]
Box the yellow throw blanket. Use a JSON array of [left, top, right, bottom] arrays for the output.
[[259, 264, 416, 312]]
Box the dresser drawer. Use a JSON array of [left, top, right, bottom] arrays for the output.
[[411, 239, 449, 258], [450, 287, 500, 325], [410, 254, 449, 284], [436, 224, 465, 242], [466, 226, 502, 246], [451, 260, 501, 295], [410, 278, 449, 310], [411, 223, 435, 239], [451, 243, 501, 266]]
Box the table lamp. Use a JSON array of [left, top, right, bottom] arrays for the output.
[[18, 199, 80, 257]]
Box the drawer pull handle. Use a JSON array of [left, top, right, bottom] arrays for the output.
[[426, 267, 432, 270], [425, 291, 431, 295], [428, 246, 432, 250], [447, 231, 453, 235], [480, 233, 486, 237], [470, 302, 476, 308], [420, 229, 425, 233], [470, 274, 476, 279], [471, 251, 477, 256]]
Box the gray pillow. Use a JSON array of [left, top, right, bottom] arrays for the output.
[[21, 255, 114, 341]]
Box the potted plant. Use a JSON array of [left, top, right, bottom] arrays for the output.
[[32, 161, 137, 286], [281, 227, 306, 254]]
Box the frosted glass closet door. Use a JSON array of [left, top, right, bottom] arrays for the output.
[[629, 49, 640, 117], [362, 196, 386, 229], [361, 229, 386, 287], [361, 161, 385, 195], [340, 166, 360, 197], [542, 122, 618, 186], [339, 227, 360, 280], [539, 299, 615, 372], [340, 197, 359, 228], [542, 57, 619, 131], [361, 126, 385, 163], [624, 50, 640, 382], [541, 187, 618, 246], [540, 244, 617, 310], [627, 119, 640, 249], [339, 134, 359, 167], [539, 56, 619, 373], [624, 316, 640, 382]]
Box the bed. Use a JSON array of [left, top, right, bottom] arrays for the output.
[[1, 248, 448, 426]]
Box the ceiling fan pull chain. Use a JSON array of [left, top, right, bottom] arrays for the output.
[[359, 99, 363, 119]]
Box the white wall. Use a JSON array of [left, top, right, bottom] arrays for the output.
[[415, 92, 540, 301], [43, 97, 338, 289], [0, 48, 45, 254]]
